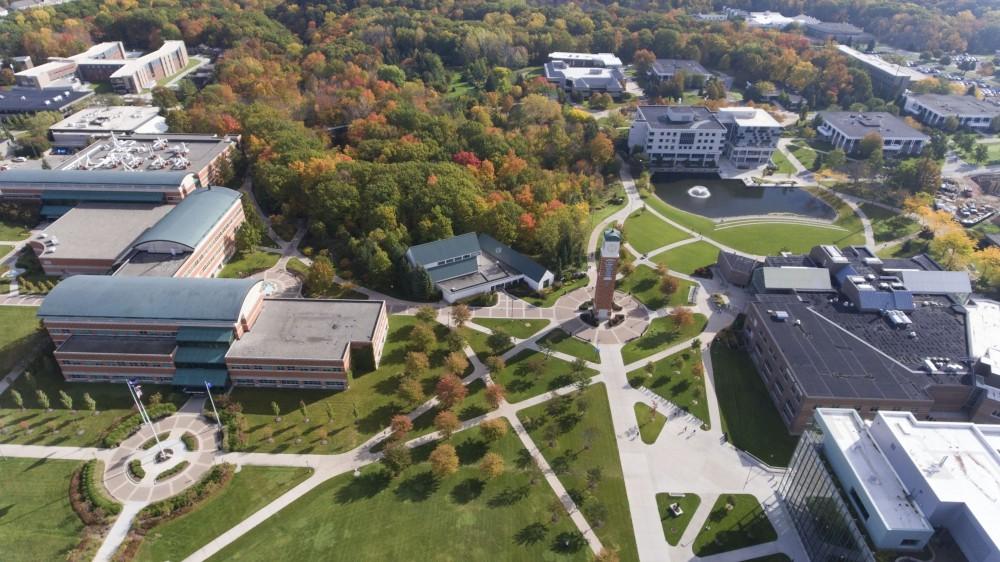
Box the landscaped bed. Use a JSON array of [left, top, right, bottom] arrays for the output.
[[627, 349, 710, 427], [211, 421, 586, 561], [692, 494, 776, 556], [657, 493, 701, 546], [633, 403, 666, 444]]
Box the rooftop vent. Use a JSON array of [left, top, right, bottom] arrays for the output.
[[772, 310, 790, 322]]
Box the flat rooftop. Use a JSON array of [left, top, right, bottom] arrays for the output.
[[15, 60, 76, 77], [650, 59, 710, 76], [50, 106, 162, 133], [113, 251, 188, 277], [816, 408, 931, 531], [717, 107, 782, 128], [34, 203, 172, 263], [548, 52, 622, 66], [837, 46, 929, 81], [436, 253, 519, 294], [875, 411, 1000, 551], [966, 298, 1000, 361], [636, 106, 726, 131], [57, 335, 176, 356], [227, 299, 385, 362], [0, 87, 93, 113], [819, 111, 929, 140], [56, 134, 237, 174], [907, 93, 1000, 117]]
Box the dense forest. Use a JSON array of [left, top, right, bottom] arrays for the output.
[[0, 0, 989, 294]]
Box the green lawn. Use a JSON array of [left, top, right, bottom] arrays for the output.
[[285, 258, 368, 299], [211, 421, 587, 561], [627, 349, 710, 427], [957, 141, 1000, 166], [651, 241, 719, 275], [0, 352, 184, 447], [634, 403, 666, 444], [446, 73, 475, 99], [770, 150, 796, 175], [618, 265, 695, 310], [657, 493, 701, 546], [692, 494, 776, 556], [537, 329, 600, 364], [0, 458, 84, 562], [711, 340, 797, 467], [471, 318, 549, 340], [518, 384, 639, 562], [788, 143, 819, 170], [0, 305, 41, 375], [623, 211, 690, 254], [491, 350, 597, 404], [877, 238, 930, 259], [588, 193, 627, 228], [508, 277, 588, 308], [218, 251, 280, 279], [409, 379, 497, 440], [459, 326, 511, 362], [642, 188, 865, 255], [0, 217, 33, 241], [227, 316, 463, 454], [155, 57, 202, 87], [621, 314, 708, 366], [133, 467, 313, 562], [859, 203, 920, 243]]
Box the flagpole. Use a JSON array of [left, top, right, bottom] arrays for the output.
[[127, 380, 166, 460], [205, 381, 220, 427]]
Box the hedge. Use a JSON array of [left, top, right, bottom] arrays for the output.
[[181, 432, 198, 451], [138, 464, 234, 523], [140, 432, 170, 450], [102, 403, 177, 447], [154, 460, 189, 482], [128, 459, 146, 481], [79, 460, 122, 516]]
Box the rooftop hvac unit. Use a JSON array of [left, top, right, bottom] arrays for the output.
[[772, 310, 789, 321]]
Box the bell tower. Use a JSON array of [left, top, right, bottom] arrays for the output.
[[594, 228, 621, 320]]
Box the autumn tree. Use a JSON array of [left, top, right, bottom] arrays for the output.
[[671, 307, 695, 329], [383, 440, 412, 475], [398, 377, 425, 406], [390, 414, 413, 441], [480, 452, 505, 479], [485, 355, 506, 373], [409, 323, 436, 353], [405, 351, 430, 377], [858, 132, 884, 159], [660, 275, 678, 297], [452, 304, 471, 327], [36, 389, 50, 410], [434, 410, 461, 438], [930, 229, 977, 269], [306, 254, 335, 296], [485, 384, 506, 408], [444, 351, 469, 376], [429, 443, 460, 478], [480, 418, 508, 441], [435, 374, 468, 409]]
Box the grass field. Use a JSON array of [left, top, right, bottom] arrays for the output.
[[859, 203, 920, 243], [227, 316, 464, 454], [634, 403, 666, 444], [0, 458, 84, 562], [589, 193, 627, 228], [770, 150, 796, 175], [0, 305, 41, 375], [692, 494, 776, 556], [623, 211, 690, 254], [518, 384, 639, 561], [218, 251, 280, 279], [471, 318, 549, 340], [285, 258, 367, 299], [657, 493, 701, 546], [627, 349, 710, 427], [459, 326, 512, 362], [642, 191, 865, 255], [788, 143, 819, 170], [508, 277, 588, 308], [651, 241, 719, 275], [711, 341, 797, 466], [133, 467, 313, 562], [957, 140, 1000, 166], [877, 237, 930, 259], [211, 421, 587, 561], [0, 217, 33, 241], [0, 352, 183, 447], [491, 349, 597, 404], [618, 266, 695, 310], [409, 379, 496, 441], [621, 314, 707, 366], [536, 329, 600, 363]]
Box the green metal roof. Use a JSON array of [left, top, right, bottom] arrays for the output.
[[41, 190, 165, 203], [40, 204, 75, 217], [407, 232, 551, 283], [478, 233, 550, 283], [0, 169, 192, 186], [39, 275, 260, 322], [176, 326, 234, 344], [172, 368, 229, 387], [407, 232, 480, 266], [133, 188, 242, 251], [175, 346, 228, 365]]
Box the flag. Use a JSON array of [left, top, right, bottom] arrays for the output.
[[134, 384, 143, 398], [206, 381, 213, 389]]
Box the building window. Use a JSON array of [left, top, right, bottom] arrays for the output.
[[901, 539, 920, 547], [849, 488, 870, 520]]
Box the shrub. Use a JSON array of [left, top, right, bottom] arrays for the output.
[[102, 403, 177, 447], [154, 460, 190, 482], [181, 432, 198, 451], [140, 432, 170, 450], [137, 464, 235, 524], [128, 459, 146, 480], [79, 460, 122, 516]]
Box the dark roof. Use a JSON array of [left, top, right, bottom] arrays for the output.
[[172, 368, 228, 387], [635, 106, 726, 131], [0, 169, 193, 188], [132, 188, 241, 251], [765, 254, 814, 268], [818, 112, 929, 141], [57, 335, 176, 355], [650, 59, 710, 77], [427, 259, 479, 283], [407, 232, 480, 267], [478, 233, 550, 283], [805, 21, 867, 35], [906, 93, 1000, 118], [0, 87, 93, 114], [39, 275, 260, 323]]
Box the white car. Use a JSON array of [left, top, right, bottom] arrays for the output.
[[12, 156, 27, 163]]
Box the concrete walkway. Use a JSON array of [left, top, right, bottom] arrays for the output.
[[94, 501, 146, 562]]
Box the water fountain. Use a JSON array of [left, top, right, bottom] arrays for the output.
[[687, 185, 711, 199]]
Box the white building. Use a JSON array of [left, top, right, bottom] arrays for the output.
[[723, 8, 818, 28], [815, 408, 1000, 561], [903, 93, 1000, 131], [717, 107, 783, 168], [816, 111, 928, 157], [547, 52, 622, 69], [629, 105, 782, 171], [49, 106, 166, 148], [544, 63, 625, 99]]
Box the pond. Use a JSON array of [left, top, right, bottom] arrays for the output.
[[653, 175, 836, 220]]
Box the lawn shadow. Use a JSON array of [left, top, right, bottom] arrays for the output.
[[394, 470, 439, 502], [456, 438, 488, 464], [449, 477, 484, 504], [488, 484, 530, 507], [334, 470, 391, 503], [514, 522, 548, 545]]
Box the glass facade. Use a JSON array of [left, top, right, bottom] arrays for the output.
[[779, 428, 876, 562]]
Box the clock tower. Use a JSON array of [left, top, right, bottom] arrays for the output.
[[594, 228, 621, 320]]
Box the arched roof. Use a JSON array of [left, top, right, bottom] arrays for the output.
[[132, 187, 241, 251]]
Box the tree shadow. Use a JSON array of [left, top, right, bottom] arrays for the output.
[[357, 403, 398, 434], [669, 379, 691, 395], [394, 470, 438, 502], [507, 379, 533, 394], [515, 522, 548, 545], [551, 531, 586, 553], [488, 484, 531, 507], [373, 374, 401, 397], [334, 470, 391, 504], [515, 449, 534, 470], [456, 438, 488, 464], [459, 404, 487, 420], [450, 477, 485, 504]]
